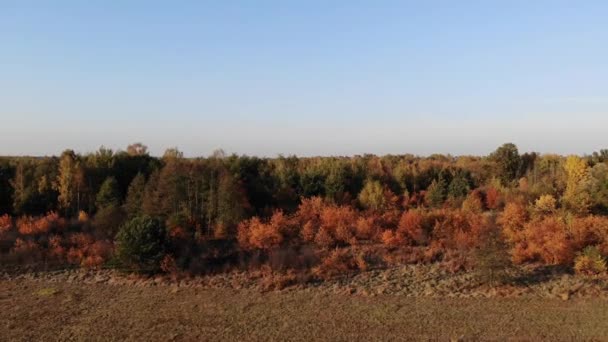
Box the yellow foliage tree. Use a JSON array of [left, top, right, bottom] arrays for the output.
[[563, 156, 591, 214], [534, 194, 557, 216]]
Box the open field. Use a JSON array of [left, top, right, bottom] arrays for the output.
[[2, 276, 608, 341]]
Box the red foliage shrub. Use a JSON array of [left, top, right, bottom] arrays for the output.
[[397, 210, 426, 245], [312, 249, 360, 280], [297, 197, 324, 242], [11, 238, 41, 255], [424, 241, 445, 262], [378, 209, 401, 230], [301, 221, 317, 242], [16, 212, 64, 235], [511, 216, 574, 265], [297, 197, 324, 224], [297, 199, 362, 248], [319, 205, 358, 246], [160, 254, 179, 275], [48, 235, 65, 260], [432, 209, 489, 251], [354, 216, 378, 241], [66, 233, 113, 268], [407, 191, 425, 207], [380, 230, 405, 247], [66, 247, 85, 265], [485, 186, 501, 210], [83, 240, 112, 268], [238, 211, 294, 251], [498, 202, 529, 244], [313, 226, 335, 248], [69, 232, 95, 247], [569, 216, 608, 253], [0, 214, 12, 236]]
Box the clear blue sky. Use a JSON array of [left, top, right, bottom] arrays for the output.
[[1, 1, 607, 157]]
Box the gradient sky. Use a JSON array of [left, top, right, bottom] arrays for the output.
[[1, 1, 607, 157]]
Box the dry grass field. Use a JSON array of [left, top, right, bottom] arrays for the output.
[[2, 276, 608, 341]]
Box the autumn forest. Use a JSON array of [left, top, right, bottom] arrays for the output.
[[2, 143, 608, 282]]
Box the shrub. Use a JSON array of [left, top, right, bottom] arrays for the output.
[[313, 226, 335, 248], [485, 186, 501, 210], [83, 240, 113, 268], [358, 180, 398, 211], [312, 249, 359, 280], [321, 205, 357, 245], [432, 209, 488, 251], [534, 195, 557, 216], [16, 212, 64, 235], [397, 210, 426, 245], [380, 230, 404, 247], [0, 214, 12, 236], [358, 180, 387, 211], [237, 211, 293, 251], [301, 221, 317, 242], [569, 215, 608, 253], [462, 190, 484, 214], [574, 246, 607, 276], [511, 216, 574, 265], [64, 233, 113, 268], [498, 202, 529, 244], [48, 235, 65, 260], [296, 197, 324, 225], [354, 216, 377, 241], [115, 216, 168, 273], [160, 254, 179, 276]]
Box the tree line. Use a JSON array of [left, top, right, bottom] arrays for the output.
[[2, 143, 608, 279]]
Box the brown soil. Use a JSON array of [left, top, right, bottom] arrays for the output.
[[2, 271, 608, 341]]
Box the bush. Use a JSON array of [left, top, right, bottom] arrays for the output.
[[485, 186, 501, 210], [534, 195, 557, 216], [16, 212, 64, 235], [511, 216, 574, 265], [498, 202, 529, 244], [312, 249, 360, 280], [65, 233, 113, 268], [115, 216, 168, 273], [237, 211, 296, 251], [462, 190, 484, 214], [574, 246, 607, 276], [397, 210, 426, 245], [0, 214, 12, 236], [380, 230, 404, 247]]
